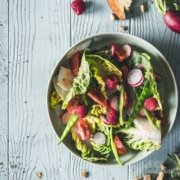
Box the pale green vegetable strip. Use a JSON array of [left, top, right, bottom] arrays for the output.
[[119, 87, 124, 126], [58, 114, 78, 143], [144, 109, 161, 129], [110, 127, 122, 166]]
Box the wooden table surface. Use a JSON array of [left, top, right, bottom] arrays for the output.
[[0, 0, 180, 179]]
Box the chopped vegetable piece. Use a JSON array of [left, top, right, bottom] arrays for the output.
[[113, 135, 126, 155], [58, 114, 79, 143], [57, 66, 74, 91], [87, 89, 108, 107], [110, 128, 123, 165], [61, 111, 72, 124], [77, 119, 91, 141], [93, 132, 106, 145]]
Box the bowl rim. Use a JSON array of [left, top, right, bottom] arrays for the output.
[[46, 32, 178, 166]]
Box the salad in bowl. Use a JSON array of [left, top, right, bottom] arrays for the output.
[[47, 33, 177, 165]]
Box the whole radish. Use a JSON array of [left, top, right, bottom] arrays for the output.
[[155, 0, 180, 33], [164, 10, 180, 33]]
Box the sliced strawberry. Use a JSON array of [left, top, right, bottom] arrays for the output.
[[105, 75, 119, 90], [114, 135, 126, 155], [71, 52, 80, 76], [144, 97, 158, 112], [67, 95, 80, 113], [74, 105, 88, 118], [77, 119, 91, 141], [87, 89, 108, 107]]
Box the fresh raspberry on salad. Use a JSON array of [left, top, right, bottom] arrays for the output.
[[105, 75, 119, 89], [144, 97, 158, 112], [74, 105, 88, 118], [71, 0, 85, 15], [106, 108, 118, 125]]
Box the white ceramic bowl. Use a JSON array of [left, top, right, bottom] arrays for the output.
[[47, 33, 178, 165]]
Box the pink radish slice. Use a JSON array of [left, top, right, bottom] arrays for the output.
[[119, 44, 132, 61], [61, 112, 72, 124], [109, 95, 119, 111], [132, 75, 144, 87], [127, 69, 144, 87]]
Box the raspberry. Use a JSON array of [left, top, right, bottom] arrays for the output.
[[144, 97, 158, 112], [106, 109, 118, 125], [71, 0, 85, 15], [74, 105, 88, 118], [105, 75, 119, 89]]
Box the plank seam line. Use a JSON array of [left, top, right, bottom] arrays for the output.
[[7, 0, 10, 179]]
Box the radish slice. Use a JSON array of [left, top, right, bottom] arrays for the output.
[[61, 112, 72, 124], [133, 75, 144, 87], [127, 69, 144, 87], [109, 95, 119, 111], [119, 44, 132, 61], [93, 132, 106, 145]]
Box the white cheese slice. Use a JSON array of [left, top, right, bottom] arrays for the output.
[[52, 76, 68, 100], [57, 66, 74, 91]]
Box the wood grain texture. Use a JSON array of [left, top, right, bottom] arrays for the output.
[[129, 1, 180, 179], [0, 0, 8, 179], [8, 0, 71, 179], [6, 0, 180, 179]]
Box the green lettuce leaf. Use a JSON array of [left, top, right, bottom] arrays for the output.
[[127, 51, 163, 127], [91, 66, 107, 98], [50, 91, 61, 109], [89, 105, 107, 117], [71, 131, 91, 158], [120, 117, 161, 151], [86, 54, 122, 78], [62, 51, 90, 109]]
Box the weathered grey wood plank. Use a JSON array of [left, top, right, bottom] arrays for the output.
[[129, 1, 180, 179], [8, 0, 71, 179], [0, 0, 8, 179], [70, 1, 129, 180]]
